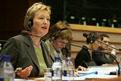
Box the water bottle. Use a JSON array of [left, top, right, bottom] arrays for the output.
[[0, 55, 15, 81], [52, 57, 62, 81], [119, 58, 121, 76], [62, 60, 67, 76], [64, 57, 74, 80], [62, 59, 68, 81]]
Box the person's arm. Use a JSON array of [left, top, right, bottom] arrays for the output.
[[107, 45, 116, 63], [92, 50, 116, 65], [92, 51, 109, 65], [0, 38, 19, 68], [0, 37, 34, 78], [75, 49, 88, 68]]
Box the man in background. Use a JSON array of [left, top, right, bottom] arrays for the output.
[[92, 34, 116, 66]]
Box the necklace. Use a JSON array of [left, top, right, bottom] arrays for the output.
[[33, 41, 41, 48], [48, 40, 62, 63], [30, 36, 41, 48]]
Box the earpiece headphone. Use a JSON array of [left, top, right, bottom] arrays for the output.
[[26, 11, 33, 28], [89, 32, 95, 44], [90, 39, 94, 44], [51, 28, 68, 40]]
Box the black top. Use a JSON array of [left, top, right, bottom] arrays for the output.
[[92, 49, 116, 66], [75, 45, 96, 68]]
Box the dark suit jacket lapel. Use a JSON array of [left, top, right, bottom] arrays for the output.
[[23, 36, 40, 72]]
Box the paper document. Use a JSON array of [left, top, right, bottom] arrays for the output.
[[76, 65, 118, 80], [74, 74, 117, 80], [88, 65, 118, 74]]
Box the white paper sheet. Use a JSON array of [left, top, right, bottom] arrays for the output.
[[75, 65, 118, 80], [88, 65, 118, 74]]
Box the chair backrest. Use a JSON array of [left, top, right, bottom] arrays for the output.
[[0, 40, 6, 53]]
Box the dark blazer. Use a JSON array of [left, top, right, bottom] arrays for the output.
[[92, 49, 116, 66], [0, 35, 52, 77]]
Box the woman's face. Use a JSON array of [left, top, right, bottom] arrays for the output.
[[31, 10, 50, 37], [91, 39, 101, 50], [51, 37, 68, 51]]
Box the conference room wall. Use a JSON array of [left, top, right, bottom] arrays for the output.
[[0, 0, 43, 40]]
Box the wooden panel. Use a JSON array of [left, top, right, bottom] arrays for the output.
[[70, 24, 121, 34], [73, 40, 121, 44]]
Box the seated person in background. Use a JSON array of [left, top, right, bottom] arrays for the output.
[[45, 21, 87, 71], [0, 2, 52, 78], [45, 21, 72, 63], [75, 32, 101, 68], [92, 34, 116, 66]]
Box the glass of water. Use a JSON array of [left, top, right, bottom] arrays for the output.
[[44, 68, 52, 81]]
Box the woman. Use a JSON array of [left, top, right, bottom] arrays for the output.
[[45, 21, 88, 72], [45, 21, 72, 63], [0, 2, 52, 78], [75, 32, 101, 68]]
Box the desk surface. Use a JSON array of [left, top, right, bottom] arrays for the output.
[[95, 76, 121, 81], [27, 76, 121, 81], [28, 77, 92, 81]]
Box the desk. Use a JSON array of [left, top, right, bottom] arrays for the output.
[[95, 76, 121, 81], [28, 77, 93, 81], [28, 77, 121, 81], [14, 76, 120, 81], [15, 65, 120, 81]]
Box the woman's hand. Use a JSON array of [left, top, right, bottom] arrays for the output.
[[15, 65, 33, 78], [102, 64, 112, 66], [74, 72, 80, 77], [75, 66, 88, 72], [74, 66, 88, 77]]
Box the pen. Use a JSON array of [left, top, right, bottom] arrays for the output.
[[15, 71, 21, 73], [80, 71, 98, 77]]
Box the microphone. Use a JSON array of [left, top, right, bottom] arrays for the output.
[[83, 33, 121, 51], [21, 30, 120, 76], [21, 30, 43, 38], [21, 30, 31, 36], [83, 33, 90, 38], [65, 47, 69, 57], [61, 47, 69, 58]]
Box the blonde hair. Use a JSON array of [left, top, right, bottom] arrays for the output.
[[24, 2, 51, 31]]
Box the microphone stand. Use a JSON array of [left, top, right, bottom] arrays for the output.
[[96, 39, 121, 51], [102, 52, 120, 76]]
